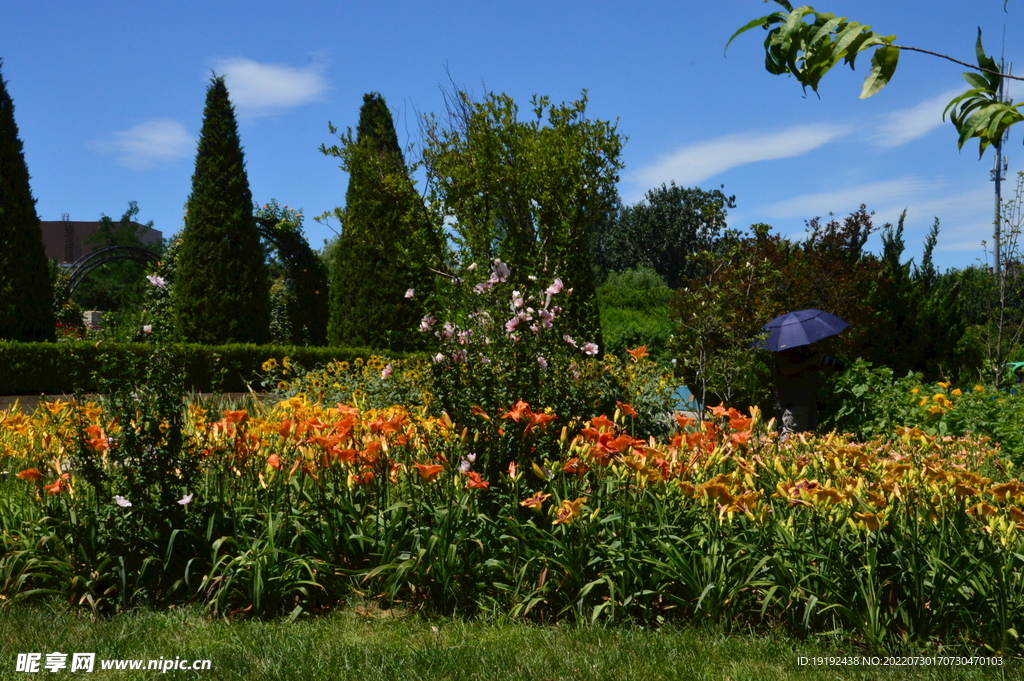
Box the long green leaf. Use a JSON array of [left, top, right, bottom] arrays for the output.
[[860, 45, 899, 98]]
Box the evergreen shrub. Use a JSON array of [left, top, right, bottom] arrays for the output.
[[0, 342, 421, 395]]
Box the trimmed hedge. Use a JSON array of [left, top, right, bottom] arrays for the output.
[[0, 341, 421, 395]]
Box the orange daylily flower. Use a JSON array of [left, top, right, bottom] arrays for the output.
[[501, 400, 531, 423], [16, 468, 42, 482], [525, 411, 557, 436], [412, 462, 444, 481], [709, 404, 730, 418], [266, 453, 283, 470], [563, 457, 589, 475], [520, 491, 551, 509], [45, 399, 70, 416], [465, 471, 490, 490], [674, 413, 694, 429], [616, 401, 638, 418], [590, 415, 615, 430], [991, 480, 1024, 502], [853, 512, 883, 531], [729, 430, 752, 446], [552, 497, 586, 525], [223, 409, 248, 426], [625, 345, 649, 361], [83, 424, 109, 452], [471, 405, 491, 420], [43, 473, 70, 495]]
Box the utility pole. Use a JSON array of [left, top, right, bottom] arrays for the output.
[[992, 57, 1013, 279]]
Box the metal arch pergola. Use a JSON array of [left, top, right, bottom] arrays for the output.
[[61, 245, 161, 301], [253, 217, 329, 346], [58, 222, 329, 345]]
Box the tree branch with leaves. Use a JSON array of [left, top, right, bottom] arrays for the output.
[[728, 0, 1024, 157]]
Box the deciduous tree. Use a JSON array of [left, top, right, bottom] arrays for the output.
[[590, 183, 735, 288], [422, 89, 622, 349]]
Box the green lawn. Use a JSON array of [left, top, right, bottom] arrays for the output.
[[0, 603, 1018, 681]]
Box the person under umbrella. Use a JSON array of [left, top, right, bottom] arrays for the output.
[[757, 309, 849, 436]]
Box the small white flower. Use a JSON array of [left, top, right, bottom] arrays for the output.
[[142, 324, 153, 334], [146, 275, 167, 289], [433, 352, 445, 363], [114, 495, 132, 508], [467, 262, 478, 271], [178, 493, 193, 505], [583, 342, 599, 356], [405, 288, 415, 299]]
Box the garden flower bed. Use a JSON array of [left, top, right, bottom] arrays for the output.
[[1, 383, 1022, 654]]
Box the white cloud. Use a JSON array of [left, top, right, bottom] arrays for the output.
[[872, 88, 962, 148], [755, 176, 940, 221], [739, 177, 996, 265], [211, 57, 328, 117], [630, 123, 852, 189], [93, 118, 192, 170]]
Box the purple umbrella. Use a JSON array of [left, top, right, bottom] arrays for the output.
[[758, 309, 849, 352]]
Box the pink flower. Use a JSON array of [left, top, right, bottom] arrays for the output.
[[142, 324, 153, 334], [146, 275, 166, 289], [537, 355, 548, 369], [490, 260, 510, 283], [539, 309, 555, 329], [381, 364, 393, 379], [563, 335, 577, 347], [545, 278, 564, 295], [405, 288, 415, 299], [583, 342, 599, 356], [467, 262, 478, 271], [114, 495, 132, 508], [505, 317, 521, 333], [419, 315, 436, 332], [512, 291, 524, 308], [433, 353, 445, 363], [178, 493, 193, 505]]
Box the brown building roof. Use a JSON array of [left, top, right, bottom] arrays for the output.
[[39, 219, 162, 264]]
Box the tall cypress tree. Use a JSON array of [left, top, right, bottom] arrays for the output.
[[323, 92, 441, 350], [173, 75, 269, 345], [0, 59, 55, 341]]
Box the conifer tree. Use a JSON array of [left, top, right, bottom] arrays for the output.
[[0, 59, 55, 341], [173, 75, 269, 345], [321, 93, 441, 350]]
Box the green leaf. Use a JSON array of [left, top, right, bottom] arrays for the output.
[[860, 45, 899, 98], [725, 14, 784, 55], [962, 72, 991, 90], [975, 28, 998, 76]]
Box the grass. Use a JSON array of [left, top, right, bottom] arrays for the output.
[[0, 603, 1018, 681]]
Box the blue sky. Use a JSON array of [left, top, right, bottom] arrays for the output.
[[5, 1, 1024, 272]]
